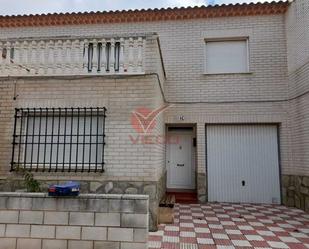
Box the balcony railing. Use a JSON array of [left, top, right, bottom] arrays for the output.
[[0, 35, 146, 77]]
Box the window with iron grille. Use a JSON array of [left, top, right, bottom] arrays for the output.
[[11, 107, 106, 173]]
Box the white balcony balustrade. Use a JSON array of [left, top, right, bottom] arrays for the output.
[[0, 36, 146, 77]]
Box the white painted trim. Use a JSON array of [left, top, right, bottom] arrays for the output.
[[201, 28, 253, 40], [203, 72, 253, 75], [246, 37, 250, 73], [0, 72, 146, 78]]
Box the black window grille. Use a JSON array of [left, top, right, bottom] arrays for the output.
[[11, 107, 106, 173]]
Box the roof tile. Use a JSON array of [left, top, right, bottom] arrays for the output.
[[0, 1, 289, 28]]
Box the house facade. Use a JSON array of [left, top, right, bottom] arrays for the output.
[[0, 0, 308, 230]]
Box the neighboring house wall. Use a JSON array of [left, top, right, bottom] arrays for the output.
[[283, 0, 309, 210]]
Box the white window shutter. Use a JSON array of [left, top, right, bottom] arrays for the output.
[[205, 40, 248, 74]]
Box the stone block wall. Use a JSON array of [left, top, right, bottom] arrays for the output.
[[0, 193, 149, 249], [282, 175, 309, 212]]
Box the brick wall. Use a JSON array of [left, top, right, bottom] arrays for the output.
[[164, 102, 289, 173], [0, 192, 149, 249], [280, 0, 309, 209], [286, 0, 309, 176], [0, 7, 299, 199], [164, 101, 289, 201], [0, 14, 288, 103], [0, 75, 164, 230], [0, 75, 165, 181]]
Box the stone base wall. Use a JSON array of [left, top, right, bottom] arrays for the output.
[[0, 192, 149, 249], [0, 174, 166, 231], [197, 172, 207, 203], [282, 175, 309, 211]]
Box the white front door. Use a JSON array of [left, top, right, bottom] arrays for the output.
[[167, 130, 195, 189]]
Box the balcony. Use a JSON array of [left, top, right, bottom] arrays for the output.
[[0, 34, 155, 77]]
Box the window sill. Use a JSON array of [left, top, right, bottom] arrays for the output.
[[203, 72, 253, 76]]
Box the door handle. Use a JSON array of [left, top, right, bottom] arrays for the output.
[[242, 180, 245, 186], [177, 164, 185, 167]]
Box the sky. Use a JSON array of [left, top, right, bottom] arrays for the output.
[[0, 0, 282, 16]]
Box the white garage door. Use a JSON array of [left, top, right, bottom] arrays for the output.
[[207, 125, 281, 204]]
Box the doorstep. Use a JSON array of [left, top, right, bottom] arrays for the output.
[[166, 191, 198, 204]]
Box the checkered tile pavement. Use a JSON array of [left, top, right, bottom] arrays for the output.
[[149, 203, 309, 249]]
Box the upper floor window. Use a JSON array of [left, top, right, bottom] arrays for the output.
[[204, 39, 249, 74]]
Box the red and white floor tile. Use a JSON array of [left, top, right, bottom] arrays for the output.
[[149, 203, 309, 249]]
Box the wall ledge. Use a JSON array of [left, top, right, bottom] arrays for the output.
[[0, 192, 149, 200]]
